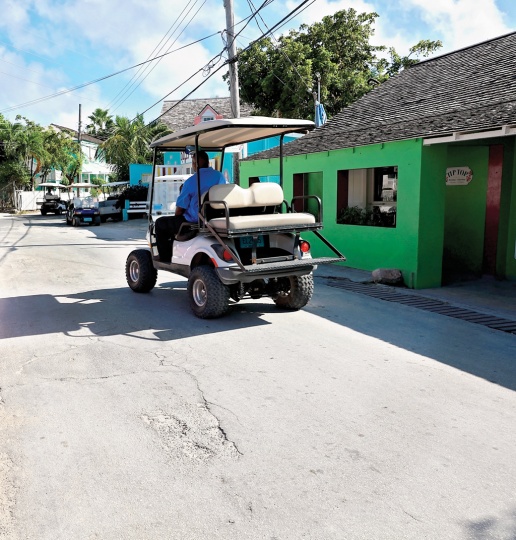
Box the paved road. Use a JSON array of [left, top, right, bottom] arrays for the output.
[[1, 213, 516, 540]]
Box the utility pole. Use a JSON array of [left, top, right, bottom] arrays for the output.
[[224, 0, 240, 119], [77, 104, 82, 185]]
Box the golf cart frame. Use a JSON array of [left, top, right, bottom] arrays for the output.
[[126, 117, 345, 318]]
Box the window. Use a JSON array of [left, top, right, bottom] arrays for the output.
[[337, 166, 397, 228]]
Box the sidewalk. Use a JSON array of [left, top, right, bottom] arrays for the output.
[[314, 263, 516, 322]]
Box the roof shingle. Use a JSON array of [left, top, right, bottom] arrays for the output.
[[252, 31, 516, 159]]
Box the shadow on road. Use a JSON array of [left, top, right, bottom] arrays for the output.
[[308, 277, 516, 392], [0, 284, 271, 343]]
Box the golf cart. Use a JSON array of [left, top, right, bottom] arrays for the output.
[[125, 117, 345, 318], [65, 183, 101, 226], [37, 182, 69, 215]]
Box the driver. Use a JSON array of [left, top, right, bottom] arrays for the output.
[[155, 150, 226, 262]]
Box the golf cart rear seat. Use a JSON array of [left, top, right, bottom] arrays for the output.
[[204, 183, 320, 236]]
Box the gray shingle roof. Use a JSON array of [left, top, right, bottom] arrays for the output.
[[159, 97, 254, 131], [252, 31, 516, 160]]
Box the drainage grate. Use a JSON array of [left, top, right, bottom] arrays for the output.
[[327, 279, 516, 335]]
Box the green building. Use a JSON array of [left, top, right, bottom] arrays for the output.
[[239, 32, 516, 289]]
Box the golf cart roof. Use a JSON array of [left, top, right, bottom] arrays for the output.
[[38, 182, 68, 189], [68, 182, 96, 188], [150, 116, 315, 151]]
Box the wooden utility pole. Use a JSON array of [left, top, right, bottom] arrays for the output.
[[224, 0, 240, 118], [77, 104, 82, 184]]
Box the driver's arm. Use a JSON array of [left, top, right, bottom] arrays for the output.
[[175, 206, 185, 216]]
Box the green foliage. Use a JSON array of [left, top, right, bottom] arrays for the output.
[[337, 205, 396, 228], [86, 108, 115, 139], [119, 184, 148, 202], [337, 205, 373, 225], [234, 9, 442, 119], [100, 114, 171, 182]]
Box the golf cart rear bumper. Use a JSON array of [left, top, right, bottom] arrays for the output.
[[215, 256, 345, 284]]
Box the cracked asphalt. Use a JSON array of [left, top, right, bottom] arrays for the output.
[[1, 213, 516, 540]]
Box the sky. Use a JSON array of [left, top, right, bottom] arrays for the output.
[[0, 0, 515, 130]]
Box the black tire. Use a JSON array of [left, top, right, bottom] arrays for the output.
[[55, 208, 62, 215], [72, 217, 80, 227], [187, 265, 230, 319], [126, 249, 157, 293], [66, 213, 72, 225], [273, 274, 314, 310], [94, 216, 101, 226], [40, 209, 47, 216], [100, 215, 107, 223]]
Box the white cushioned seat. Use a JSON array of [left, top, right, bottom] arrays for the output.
[[207, 182, 316, 232]]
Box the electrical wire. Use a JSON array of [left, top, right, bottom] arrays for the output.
[[0, 33, 219, 115], [149, 0, 315, 124], [247, 0, 313, 93], [109, 0, 204, 112]]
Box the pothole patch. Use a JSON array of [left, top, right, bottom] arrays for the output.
[[142, 405, 240, 463]]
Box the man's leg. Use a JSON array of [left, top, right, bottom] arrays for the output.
[[155, 215, 186, 262], [155, 216, 174, 262]]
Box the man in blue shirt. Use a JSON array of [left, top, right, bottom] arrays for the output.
[[155, 150, 226, 262]]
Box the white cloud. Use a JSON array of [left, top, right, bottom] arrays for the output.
[[399, 0, 510, 51]]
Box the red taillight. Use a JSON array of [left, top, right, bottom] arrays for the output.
[[222, 249, 233, 262], [299, 240, 310, 253]]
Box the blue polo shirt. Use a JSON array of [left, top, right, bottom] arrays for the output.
[[176, 167, 227, 222]]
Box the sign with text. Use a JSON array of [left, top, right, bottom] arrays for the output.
[[446, 166, 473, 186]]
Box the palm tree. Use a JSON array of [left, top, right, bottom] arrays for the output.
[[86, 108, 114, 139], [100, 114, 171, 182]]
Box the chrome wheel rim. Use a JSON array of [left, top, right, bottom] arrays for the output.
[[192, 279, 207, 307], [129, 260, 140, 283]]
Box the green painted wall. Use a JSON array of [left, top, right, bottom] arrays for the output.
[[241, 139, 435, 287], [504, 141, 516, 279], [240, 136, 516, 287], [416, 145, 448, 287], [442, 146, 489, 279]]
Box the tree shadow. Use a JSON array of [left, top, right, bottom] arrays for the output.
[[463, 507, 516, 539]]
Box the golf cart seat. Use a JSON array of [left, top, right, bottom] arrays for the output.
[[205, 182, 318, 235]]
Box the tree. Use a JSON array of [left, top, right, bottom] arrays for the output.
[[100, 114, 170, 182], [86, 108, 114, 139], [234, 9, 442, 119], [0, 115, 46, 190], [40, 128, 82, 185]]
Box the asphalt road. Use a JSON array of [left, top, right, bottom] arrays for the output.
[[1, 213, 516, 540]]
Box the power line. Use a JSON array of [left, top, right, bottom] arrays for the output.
[[148, 0, 314, 124], [109, 0, 204, 112], [0, 33, 219, 116]]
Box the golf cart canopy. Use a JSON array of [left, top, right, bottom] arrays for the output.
[[150, 117, 315, 151], [38, 182, 68, 189]]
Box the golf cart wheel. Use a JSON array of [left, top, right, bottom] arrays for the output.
[[94, 216, 101, 226], [72, 217, 80, 227], [273, 274, 314, 310], [188, 265, 230, 319], [126, 249, 157, 293]]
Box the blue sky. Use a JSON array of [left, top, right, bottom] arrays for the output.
[[1, 0, 515, 129]]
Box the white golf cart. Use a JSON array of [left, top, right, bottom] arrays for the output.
[[125, 117, 345, 318], [65, 183, 101, 226], [37, 182, 70, 215]]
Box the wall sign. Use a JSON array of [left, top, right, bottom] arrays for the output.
[[446, 166, 473, 186]]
